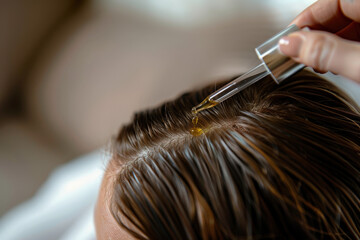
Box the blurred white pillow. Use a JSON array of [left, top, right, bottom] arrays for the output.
[[0, 151, 106, 240]]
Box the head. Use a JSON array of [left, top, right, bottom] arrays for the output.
[[95, 70, 360, 240]]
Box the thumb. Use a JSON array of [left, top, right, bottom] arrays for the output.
[[278, 30, 360, 83]]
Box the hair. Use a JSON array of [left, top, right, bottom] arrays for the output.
[[109, 70, 360, 240]]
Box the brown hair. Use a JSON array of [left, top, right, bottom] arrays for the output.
[[110, 70, 360, 240]]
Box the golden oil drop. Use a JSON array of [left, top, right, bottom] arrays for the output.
[[190, 114, 203, 136], [192, 116, 198, 125], [189, 97, 218, 136], [190, 127, 203, 136]]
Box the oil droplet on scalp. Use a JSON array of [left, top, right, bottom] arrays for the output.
[[190, 114, 204, 136], [190, 127, 203, 136]]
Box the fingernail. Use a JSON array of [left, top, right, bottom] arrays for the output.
[[278, 34, 303, 57]]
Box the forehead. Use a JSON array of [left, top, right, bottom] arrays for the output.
[[95, 160, 135, 240]]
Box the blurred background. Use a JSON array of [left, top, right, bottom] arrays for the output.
[[1, 0, 359, 220]]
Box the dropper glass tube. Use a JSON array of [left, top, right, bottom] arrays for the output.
[[192, 63, 269, 114], [191, 24, 305, 115]]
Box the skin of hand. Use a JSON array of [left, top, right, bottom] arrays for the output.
[[278, 0, 360, 83]]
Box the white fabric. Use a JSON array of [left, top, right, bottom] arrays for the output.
[[0, 150, 107, 240]]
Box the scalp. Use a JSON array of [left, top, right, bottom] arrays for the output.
[[110, 70, 360, 240]]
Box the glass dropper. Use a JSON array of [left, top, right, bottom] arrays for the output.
[[192, 24, 306, 115], [192, 63, 269, 114]]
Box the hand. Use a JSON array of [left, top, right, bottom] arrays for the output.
[[278, 0, 360, 83]]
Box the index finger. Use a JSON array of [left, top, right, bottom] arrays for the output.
[[291, 0, 355, 32]]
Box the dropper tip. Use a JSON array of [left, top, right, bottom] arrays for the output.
[[191, 107, 198, 115], [191, 97, 218, 115]]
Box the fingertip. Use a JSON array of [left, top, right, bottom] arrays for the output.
[[278, 33, 304, 58]]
